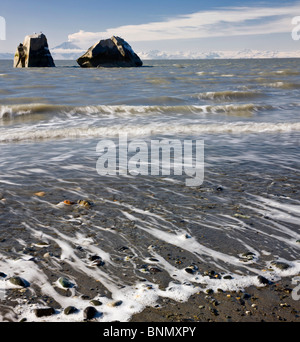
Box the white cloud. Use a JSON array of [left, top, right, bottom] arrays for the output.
[[68, 3, 300, 48]]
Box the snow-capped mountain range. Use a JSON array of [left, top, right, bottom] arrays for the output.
[[138, 49, 300, 60], [1, 42, 300, 60]]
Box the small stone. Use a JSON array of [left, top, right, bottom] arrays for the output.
[[205, 289, 214, 294], [270, 261, 290, 270], [64, 306, 78, 315], [0, 272, 7, 278], [118, 246, 129, 252], [77, 200, 92, 208], [241, 252, 256, 261], [108, 300, 123, 307], [9, 276, 28, 288], [34, 307, 55, 318], [34, 192, 46, 197], [223, 275, 233, 280], [185, 267, 195, 274], [148, 258, 159, 262], [90, 300, 102, 306], [35, 242, 49, 248], [242, 293, 251, 300], [58, 277, 73, 289], [208, 307, 219, 316], [148, 266, 162, 273], [63, 200, 74, 205], [234, 213, 250, 219], [89, 255, 105, 267], [257, 275, 269, 285], [83, 306, 98, 320]]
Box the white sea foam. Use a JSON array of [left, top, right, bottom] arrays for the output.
[[1, 122, 299, 143]]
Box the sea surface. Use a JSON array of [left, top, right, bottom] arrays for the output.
[[0, 59, 299, 321]]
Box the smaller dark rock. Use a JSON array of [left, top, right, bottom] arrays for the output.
[[64, 306, 78, 315], [84, 306, 98, 320], [34, 307, 55, 318], [185, 267, 195, 274], [257, 275, 270, 285], [271, 261, 290, 270], [90, 300, 102, 306], [88, 255, 101, 262], [0, 272, 7, 278], [208, 307, 219, 316], [148, 266, 162, 273], [223, 275, 233, 280], [242, 293, 251, 299], [9, 276, 29, 288], [58, 277, 74, 288], [118, 246, 129, 252]]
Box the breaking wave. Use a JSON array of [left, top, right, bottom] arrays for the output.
[[1, 122, 300, 143], [0, 102, 273, 120], [195, 90, 264, 101]]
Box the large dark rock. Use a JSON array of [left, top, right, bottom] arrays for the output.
[[77, 36, 143, 68], [14, 33, 55, 68]]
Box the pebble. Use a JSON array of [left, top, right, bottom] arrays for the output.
[[9, 276, 29, 288], [34, 307, 55, 318], [223, 275, 233, 280], [90, 300, 102, 306], [108, 300, 123, 307], [77, 200, 93, 208], [64, 306, 78, 315], [205, 289, 214, 294], [88, 255, 105, 267], [257, 275, 269, 285], [148, 266, 162, 273], [58, 277, 74, 289], [185, 265, 198, 274], [34, 192, 46, 197], [34, 242, 49, 248], [208, 307, 219, 316], [83, 306, 98, 320], [270, 261, 290, 270], [64, 200, 75, 205], [0, 272, 7, 278]]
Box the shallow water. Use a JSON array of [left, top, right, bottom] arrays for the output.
[[0, 59, 299, 321]]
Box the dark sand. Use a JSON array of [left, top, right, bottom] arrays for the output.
[[130, 277, 300, 322]]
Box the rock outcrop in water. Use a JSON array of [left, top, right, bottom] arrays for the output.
[[77, 36, 143, 68], [14, 33, 55, 68]]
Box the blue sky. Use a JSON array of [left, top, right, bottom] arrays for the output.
[[0, 0, 299, 53]]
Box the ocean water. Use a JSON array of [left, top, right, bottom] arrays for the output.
[[0, 58, 299, 321]]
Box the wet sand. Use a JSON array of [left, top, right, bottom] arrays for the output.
[[131, 277, 300, 322], [0, 137, 300, 322]]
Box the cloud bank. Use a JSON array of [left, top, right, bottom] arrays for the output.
[[68, 4, 299, 47]]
